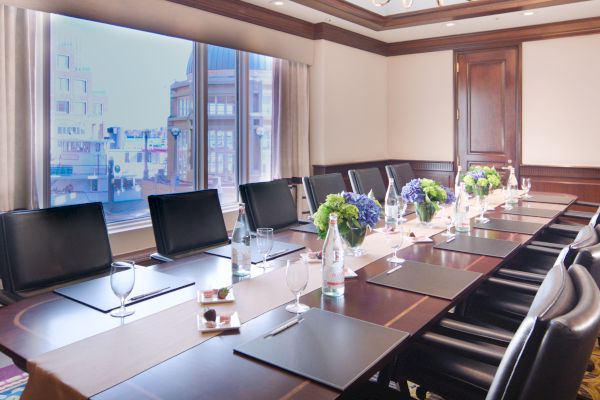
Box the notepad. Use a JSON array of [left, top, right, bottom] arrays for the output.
[[522, 194, 573, 205], [205, 240, 305, 264], [473, 218, 544, 235], [503, 206, 560, 219], [434, 235, 521, 258]]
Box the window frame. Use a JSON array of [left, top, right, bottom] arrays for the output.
[[44, 18, 273, 228]]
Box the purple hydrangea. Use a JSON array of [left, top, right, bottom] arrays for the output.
[[401, 179, 425, 203], [441, 185, 455, 204], [468, 169, 486, 181], [342, 192, 381, 228]]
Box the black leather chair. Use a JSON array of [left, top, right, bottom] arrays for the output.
[[385, 163, 415, 195], [302, 173, 347, 216], [0, 203, 112, 304], [239, 179, 299, 232], [401, 263, 600, 400], [348, 167, 387, 204], [148, 189, 228, 262]]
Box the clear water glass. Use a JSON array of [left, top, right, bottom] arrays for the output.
[[521, 177, 532, 198], [441, 204, 455, 237], [110, 260, 136, 318], [502, 185, 514, 210], [285, 260, 310, 314], [475, 195, 490, 223], [256, 227, 274, 270], [385, 224, 405, 264], [398, 199, 408, 222]]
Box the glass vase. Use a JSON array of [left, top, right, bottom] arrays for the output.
[[415, 202, 437, 227], [341, 225, 367, 257]]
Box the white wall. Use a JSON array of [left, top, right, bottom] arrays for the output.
[[387, 51, 454, 162], [523, 34, 600, 167], [4, 0, 314, 65], [310, 40, 389, 166]]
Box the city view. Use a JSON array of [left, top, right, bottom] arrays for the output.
[[50, 15, 274, 223]]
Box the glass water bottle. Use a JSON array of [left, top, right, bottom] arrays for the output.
[[384, 178, 399, 231], [454, 182, 471, 233], [322, 213, 345, 297], [231, 203, 251, 276]]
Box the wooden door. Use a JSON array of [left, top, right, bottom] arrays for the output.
[[456, 47, 520, 177]]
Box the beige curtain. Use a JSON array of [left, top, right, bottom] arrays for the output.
[[272, 59, 310, 180], [0, 6, 45, 212]]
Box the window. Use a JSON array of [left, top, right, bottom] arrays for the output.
[[72, 79, 86, 94], [57, 77, 69, 92], [50, 15, 194, 223], [47, 16, 277, 224], [56, 101, 69, 113], [57, 54, 69, 70]]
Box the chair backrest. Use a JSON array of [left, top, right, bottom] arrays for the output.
[[148, 189, 228, 258], [573, 234, 600, 288], [591, 208, 600, 227], [385, 163, 415, 194], [302, 173, 347, 215], [0, 203, 112, 295], [348, 167, 387, 204], [239, 179, 298, 231], [516, 264, 600, 400], [563, 223, 600, 267], [486, 263, 577, 400]]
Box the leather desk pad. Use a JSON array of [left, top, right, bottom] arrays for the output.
[[234, 308, 409, 391], [367, 260, 482, 300], [434, 234, 520, 258], [289, 223, 319, 234], [54, 268, 194, 313], [522, 194, 572, 205], [205, 240, 305, 264], [503, 206, 560, 218], [473, 218, 544, 235]]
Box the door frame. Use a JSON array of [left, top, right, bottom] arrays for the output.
[[453, 45, 523, 179]]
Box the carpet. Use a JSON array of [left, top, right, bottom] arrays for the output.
[[0, 365, 27, 400]]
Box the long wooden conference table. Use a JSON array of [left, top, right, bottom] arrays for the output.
[[0, 191, 576, 399]]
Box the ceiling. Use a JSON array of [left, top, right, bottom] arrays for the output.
[[240, 0, 600, 42], [344, 0, 469, 16]]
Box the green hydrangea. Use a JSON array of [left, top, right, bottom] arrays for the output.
[[313, 194, 359, 239]]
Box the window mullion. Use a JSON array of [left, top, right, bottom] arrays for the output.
[[238, 52, 250, 186]]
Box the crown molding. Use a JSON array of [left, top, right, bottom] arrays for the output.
[[166, 1, 600, 58]]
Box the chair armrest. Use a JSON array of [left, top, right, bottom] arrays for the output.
[[562, 210, 595, 220], [0, 289, 19, 305], [150, 253, 173, 263], [420, 332, 505, 365], [438, 318, 513, 344], [495, 268, 545, 284], [529, 241, 567, 250], [575, 200, 600, 208], [486, 277, 540, 295], [548, 223, 584, 235], [524, 245, 563, 257]]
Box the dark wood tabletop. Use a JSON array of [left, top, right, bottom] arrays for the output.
[[0, 193, 574, 399]]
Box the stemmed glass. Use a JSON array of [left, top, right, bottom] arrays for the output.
[[398, 199, 408, 223], [441, 203, 455, 237], [475, 193, 490, 223], [501, 185, 514, 210], [110, 261, 136, 318], [285, 260, 310, 314], [256, 227, 274, 270], [385, 223, 405, 264], [521, 177, 532, 198]]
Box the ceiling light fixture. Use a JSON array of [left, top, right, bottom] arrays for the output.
[[445, 22, 455, 27], [270, 0, 285, 6], [372, 0, 481, 8], [523, 11, 535, 16]]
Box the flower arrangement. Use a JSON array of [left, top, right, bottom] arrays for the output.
[[401, 178, 452, 224], [463, 166, 502, 196], [313, 192, 381, 240]]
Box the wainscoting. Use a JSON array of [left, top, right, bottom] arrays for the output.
[[312, 161, 600, 204], [312, 159, 455, 191], [521, 165, 600, 205]]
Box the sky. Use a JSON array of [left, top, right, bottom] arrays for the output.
[[51, 14, 192, 130]]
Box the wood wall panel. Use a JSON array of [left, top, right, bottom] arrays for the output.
[[521, 165, 600, 203], [312, 159, 454, 191]]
